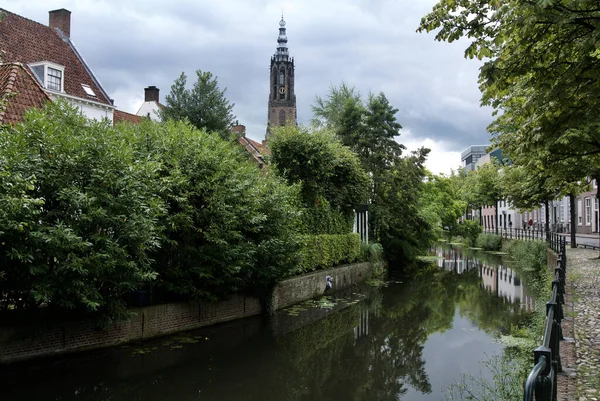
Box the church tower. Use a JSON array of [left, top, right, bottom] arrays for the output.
[[266, 15, 296, 138]]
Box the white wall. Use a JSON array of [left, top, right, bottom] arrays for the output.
[[49, 93, 114, 122], [137, 102, 161, 121]]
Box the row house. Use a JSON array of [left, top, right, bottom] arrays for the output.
[[464, 145, 598, 234]]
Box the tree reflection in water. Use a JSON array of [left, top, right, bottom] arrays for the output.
[[0, 244, 534, 401]]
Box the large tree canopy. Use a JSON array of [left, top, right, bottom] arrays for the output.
[[269, 125, 371, 234], [418, 0, 600, 196], [160, 70, 236, 139], [312, 84, 432, 261]]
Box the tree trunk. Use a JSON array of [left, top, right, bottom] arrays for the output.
[[495, 202, 499, 235], [569, 193, 577, 248], [544, 200, 550, 233]]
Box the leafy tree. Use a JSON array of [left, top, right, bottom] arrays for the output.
[[312, 84, 431, 261], [418, 0, 600, 248], [0, 101, 164, 321], [472, 161, 503, 234], [160, 70, 236, 139], [121, 119, 303, 302], [420, 173, 466, 241], [269, 125, 370, 234]]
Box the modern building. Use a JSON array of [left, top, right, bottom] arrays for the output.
[[461, 145, 488, 171], [266, 15, 297, 138], [0, 8, 115, 122]]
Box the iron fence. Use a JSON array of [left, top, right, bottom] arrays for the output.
[[522, 235, 567, 401]]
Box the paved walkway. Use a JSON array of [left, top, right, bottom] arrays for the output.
[[559, 247, 600, 400]]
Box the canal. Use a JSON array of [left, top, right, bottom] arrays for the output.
[[0, 245, 535, 401]]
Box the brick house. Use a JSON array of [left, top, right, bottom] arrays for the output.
[[0, 8, 115, 122]]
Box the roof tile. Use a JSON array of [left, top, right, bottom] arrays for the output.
[[0, 63, 51, 125], [0, 8, 112, 105]]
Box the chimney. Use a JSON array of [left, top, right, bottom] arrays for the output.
[[232, 122, 246, 137], [49, 9, 71, 38], [144, 86, 160, 103]]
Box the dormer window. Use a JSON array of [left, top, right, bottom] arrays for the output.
[[28, 62, 65, 92], [47, 67, 62, 91]]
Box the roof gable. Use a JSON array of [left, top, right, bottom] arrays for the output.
[[0, 63, 51, 125], [0, 8, 112, 106]]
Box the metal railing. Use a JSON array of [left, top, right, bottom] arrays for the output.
[[484, 228, 548, 241], [522, 235, 567, 401]]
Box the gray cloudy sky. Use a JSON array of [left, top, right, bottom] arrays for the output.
[[7, 0, 493, 175]]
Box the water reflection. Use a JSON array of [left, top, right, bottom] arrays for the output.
[[0, 246, 535, 401], [434, 244, 535, 312]]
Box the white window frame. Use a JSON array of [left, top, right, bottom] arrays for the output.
[[585, 198, 591, 226], [28, 61, 65, 93], [578, 199, 583, 226]]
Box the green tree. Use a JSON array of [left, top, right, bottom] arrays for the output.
[[0, 101, 164, 321], [472, 162, 503, 234], [420, 173, 466, 241], [160, 70, 236, 139], [418, 0, 600, 246], [312, 84, 431, 260], [269, 125, 370, 234], [121, 119, 303, 302]]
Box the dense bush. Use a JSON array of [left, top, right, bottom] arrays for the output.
[[457, 220, 483, 247], [476, 233, 503, 251], [0, 103, 164, 319], [269, 126, 370, 234], [120, 118, 303, 301], [295, 233, 361, 274], [0, 102, 303, 321]]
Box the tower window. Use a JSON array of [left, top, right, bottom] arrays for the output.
[[279, 110, 286, 125], [279, 69, 285, 85]]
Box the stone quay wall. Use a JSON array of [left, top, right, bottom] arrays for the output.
[[0, 262, 372, 364]]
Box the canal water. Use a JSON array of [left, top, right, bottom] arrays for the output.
[[0, 245, 535, 401]]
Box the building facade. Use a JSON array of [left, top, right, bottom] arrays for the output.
[[266, 15, 297, 138], [0, 8, 115, 122], [461, 145, 488, 171]]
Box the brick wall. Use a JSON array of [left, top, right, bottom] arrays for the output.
[[0, 262, 371, 364]]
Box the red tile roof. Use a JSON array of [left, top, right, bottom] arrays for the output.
[[245, 137, 271, 156], [0, 8, 112, 105], [114, 109, 142, 124], [239, 136, 270, 168], [0, 63, 51, 125]]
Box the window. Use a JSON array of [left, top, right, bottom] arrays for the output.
[[47, 67, 62, 91], [578, 199, 582, 225], [279, 69, 285, 85], [29, 62, 65, 92], [585, 198, 591, 225], [81, 84, 96, 97]]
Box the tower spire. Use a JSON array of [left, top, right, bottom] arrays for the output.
[[275, 14, 289, 62]]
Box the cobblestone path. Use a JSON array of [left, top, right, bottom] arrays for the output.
[[559, 247, 600, 401]]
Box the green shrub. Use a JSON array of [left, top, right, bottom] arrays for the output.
[[0, 102, 163, 320], [295, 233, 361, 274], [120, 118, 303, 302], [457, 220, 482, 246], [476, 233, 502, 251], [0, 102, 305, 322], [360, 242, 386, 276]]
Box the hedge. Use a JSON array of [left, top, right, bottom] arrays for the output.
[[295, 233, 361, 275]]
